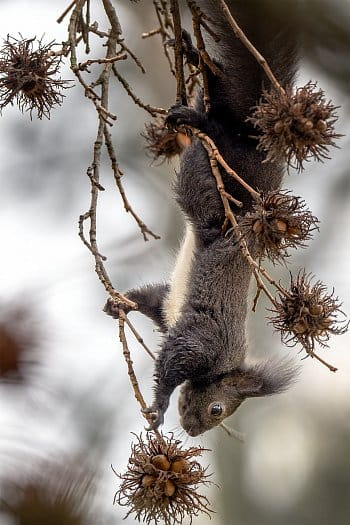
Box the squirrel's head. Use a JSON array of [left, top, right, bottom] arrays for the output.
[[178, 357, 299, 436]]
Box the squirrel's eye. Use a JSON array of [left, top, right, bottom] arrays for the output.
[[208, 402, 223, 418]]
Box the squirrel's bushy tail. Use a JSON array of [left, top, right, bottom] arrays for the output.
[[197, 0, 299, 120]]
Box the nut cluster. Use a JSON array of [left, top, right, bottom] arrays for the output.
[[249, 82, 341, 171], [239, 191, 319, 263], [115, 433, 212, 525], [142, 117, 191, 162], [0, 36, 70, 119], [270, 272, 348, 352]]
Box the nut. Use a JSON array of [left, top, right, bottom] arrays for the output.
[[142, 474, 156, 487], [151, 454, 171, 471], [164, 479, 176, 497], [171, 458, 189, 473]]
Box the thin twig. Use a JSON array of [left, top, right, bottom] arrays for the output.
[[103, 126, 160, 241], [190, 128, 260, 199], [188, 0, 222, 77], [306, 351, 338, 372], [118, 310, 165, 442], [124, 316, 156, 360], [169, 0, 187, 105], [217, 0, 285, 93], [118, 39, 146, 74], [78, 53, 127, 70], [142, 28, 162, 39], [57, 0, 78, 24], [112, 65, 167, 117], [153, 0, 175, 75]]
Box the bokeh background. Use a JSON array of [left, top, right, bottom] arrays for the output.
[[0, 1, 350, 524]]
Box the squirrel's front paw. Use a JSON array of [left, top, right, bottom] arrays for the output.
[[103, 297, 132, 319], [165, 104, 206, 130], [143, 405, 165, 430]]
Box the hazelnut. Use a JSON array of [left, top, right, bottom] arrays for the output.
[[164, 479, 176, 497], [274, 219, 288, 233], [151, 454, 171, 471], [293, 320, 308, 334], [171, 458, 189, 473], [253, 219, 263, 234], [142, 474, 156, 487], [287, 226, 302, 236], [176, 132, 192, 149], [316, 119, 327, 132], [309, 304, 324, 316]]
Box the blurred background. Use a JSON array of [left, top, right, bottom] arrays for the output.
[[0, 1, 350, 524]]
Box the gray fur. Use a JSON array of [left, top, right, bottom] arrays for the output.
[[109, 0, 300, 434], [178, 357, 299, 436]]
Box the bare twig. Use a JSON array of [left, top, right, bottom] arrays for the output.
[[124, 316, 156, 360], [78, 53, 127, 70], [57, 0, 78, 24], [190, 127, 260, 199], [188, 1, 222, 77], [112, 65, 167, 117], [169, 0, 187, 105], [153, 0, 175, 75], [103, 126, 160, 241], [142, 28, 162, 39], [118, 39, 146, 74], [217, 0, 284, 93], [118, 310, 164, 441]]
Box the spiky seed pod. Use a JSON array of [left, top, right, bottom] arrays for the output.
[[239, 191, 319, 264], [115, 433, 212, 525], [0, 36, 70, 119], [0, 460, 100, 525], [142, 117, 191, 162], [248, 82, 341, 171], [270, 271, 348, 352]]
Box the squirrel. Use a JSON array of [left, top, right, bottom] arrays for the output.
[[105, 0, 300, 436]]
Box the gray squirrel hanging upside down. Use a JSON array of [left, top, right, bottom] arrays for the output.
[[106, 0, 300, 436]]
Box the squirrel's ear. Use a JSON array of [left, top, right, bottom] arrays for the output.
[[235, 374, 264, 396], [238, 357, 300, 398]]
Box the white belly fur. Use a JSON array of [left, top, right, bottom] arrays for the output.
[[163, 222, 196, 328]]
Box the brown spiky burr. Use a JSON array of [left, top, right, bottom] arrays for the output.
[[248, 82, 341, 171], [142, 116, 191, 162], [114, 433, 212, 525], [0, 36, 70, 119], [270, 271, 348, 353], [239, 190, 319, 264]]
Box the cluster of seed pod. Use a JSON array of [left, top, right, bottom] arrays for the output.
[[248, 81, 341, 171], [270, 272, 348, 352], [239, 191, 319, 264], [115, 433, 211, 525], [0, 36, 69, 119], [141, 453, 190, 498], [143, 116, 192, 163]]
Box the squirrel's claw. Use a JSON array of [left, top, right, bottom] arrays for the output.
[[166, 104, 206, 130], [143, 405, 164, 430], [103, 297, 131, 319]]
